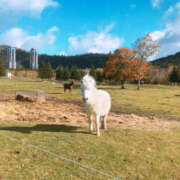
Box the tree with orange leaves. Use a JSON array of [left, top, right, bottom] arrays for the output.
[[134, 33, 160, 90], [105, 48, 137, 89], [132, 57, 148, 81]]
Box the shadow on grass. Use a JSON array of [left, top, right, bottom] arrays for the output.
[[48, 92, 64, 95], [0, 99, 15, 102], [0, 124, 89, 134], [23, 80, 43, 83], [47, 96, 83, 106], [99, 87, 124, 91]]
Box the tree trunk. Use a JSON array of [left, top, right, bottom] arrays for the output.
[[121, 80, 125, 89], [137, 58, 143, 90], [137, 79, 140, 90]]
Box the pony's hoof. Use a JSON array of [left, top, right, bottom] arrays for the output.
[[96, 133, 100, 136]]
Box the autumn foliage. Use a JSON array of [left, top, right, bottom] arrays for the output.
[[105, 48, 148, 88], [134, 33, 160, 89], [132, 57, 148, 81]]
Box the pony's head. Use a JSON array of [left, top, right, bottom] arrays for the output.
[[80, 74, 96, 102]]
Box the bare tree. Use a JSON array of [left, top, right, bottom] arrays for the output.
[[134, 33, 160, 90]]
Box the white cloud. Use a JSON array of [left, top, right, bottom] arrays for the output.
[[151, 31, 166, 41], [0, 26, 58, 50], [68, 24, 123, 54], [150, 4, 180, 59], [0, 0, 59, 16], [164, 2, 180, 18], [175, 2, 180, 10], [151, 0, 162, 8], [165, 6, 174, 17]]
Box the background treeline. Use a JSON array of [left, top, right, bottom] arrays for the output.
[[38, 63, 105, 82], [38, 61, 180, 85], [0, 45, 108, 69], [152, 51, 180, 68], [144, 65, 180, 84], [1, 54, 180, 85], [1, 44, 180, 85], [1, 44, 180, 70]]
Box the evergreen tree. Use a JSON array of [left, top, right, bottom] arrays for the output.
[[46, 62, 54, 79], [39, 62, 54, 79], [0, 61, 6, 76], [76, 69, 81, 80], [56, 65, 64, 80], [71, 65, 81, 80], [63, 67, 71, 80], [79, 69, 85, 79], [71, 65, 78, 79], [169, 66, 180, 83], [96, 70, 104, 82], [38, 62, 47, 79], [90, 64, 96, 79]]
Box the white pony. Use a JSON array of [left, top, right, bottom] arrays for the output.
[[81, 74, 111, 136]]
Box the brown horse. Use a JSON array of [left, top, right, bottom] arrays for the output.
[[64, 81, 74, 92]]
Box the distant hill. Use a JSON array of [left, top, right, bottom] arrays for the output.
[[2, 45, 179, 69], [39, 53, 108, 69], [0, 45, 30, 69], [151, 52, 180, 67], [0, 45, 109, 69]]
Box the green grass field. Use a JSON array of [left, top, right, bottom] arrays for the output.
[[1, 77, 180, 117], [0, 77, 180, 180]]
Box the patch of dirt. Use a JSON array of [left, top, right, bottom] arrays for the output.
[[0, 92, 179, 131]]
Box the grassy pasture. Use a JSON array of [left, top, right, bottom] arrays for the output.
[[1, 77, 180, 117], [0, 77, 180, 180]]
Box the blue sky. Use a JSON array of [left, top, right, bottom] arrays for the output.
[[0, 0, 180, 59]]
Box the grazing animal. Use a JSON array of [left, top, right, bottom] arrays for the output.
[[64, 81, 74, 92], [81, 74, 111, 136]]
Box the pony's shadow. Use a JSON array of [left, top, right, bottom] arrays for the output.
[[0, 124, 88, 134]]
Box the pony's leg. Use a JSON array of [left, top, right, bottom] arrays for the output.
[[102, 115, 107, 129], [101, 116, 104, 129], [95, 115, 100, 136], [88, 114, 93, 133]]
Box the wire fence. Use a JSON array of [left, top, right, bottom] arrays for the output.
[[0, 133, 122, 180]]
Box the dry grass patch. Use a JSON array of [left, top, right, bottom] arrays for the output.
[[0, 92, 179, 132]]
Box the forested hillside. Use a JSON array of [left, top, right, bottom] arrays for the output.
[[39, 53, 108, 69], [152, 52, 180, 67], [1, 45, 180, 69], [0, 45, 108, 69]]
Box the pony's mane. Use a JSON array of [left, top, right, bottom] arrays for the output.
[[86, 74, 96, 83], [82, 74, 96, 88]]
